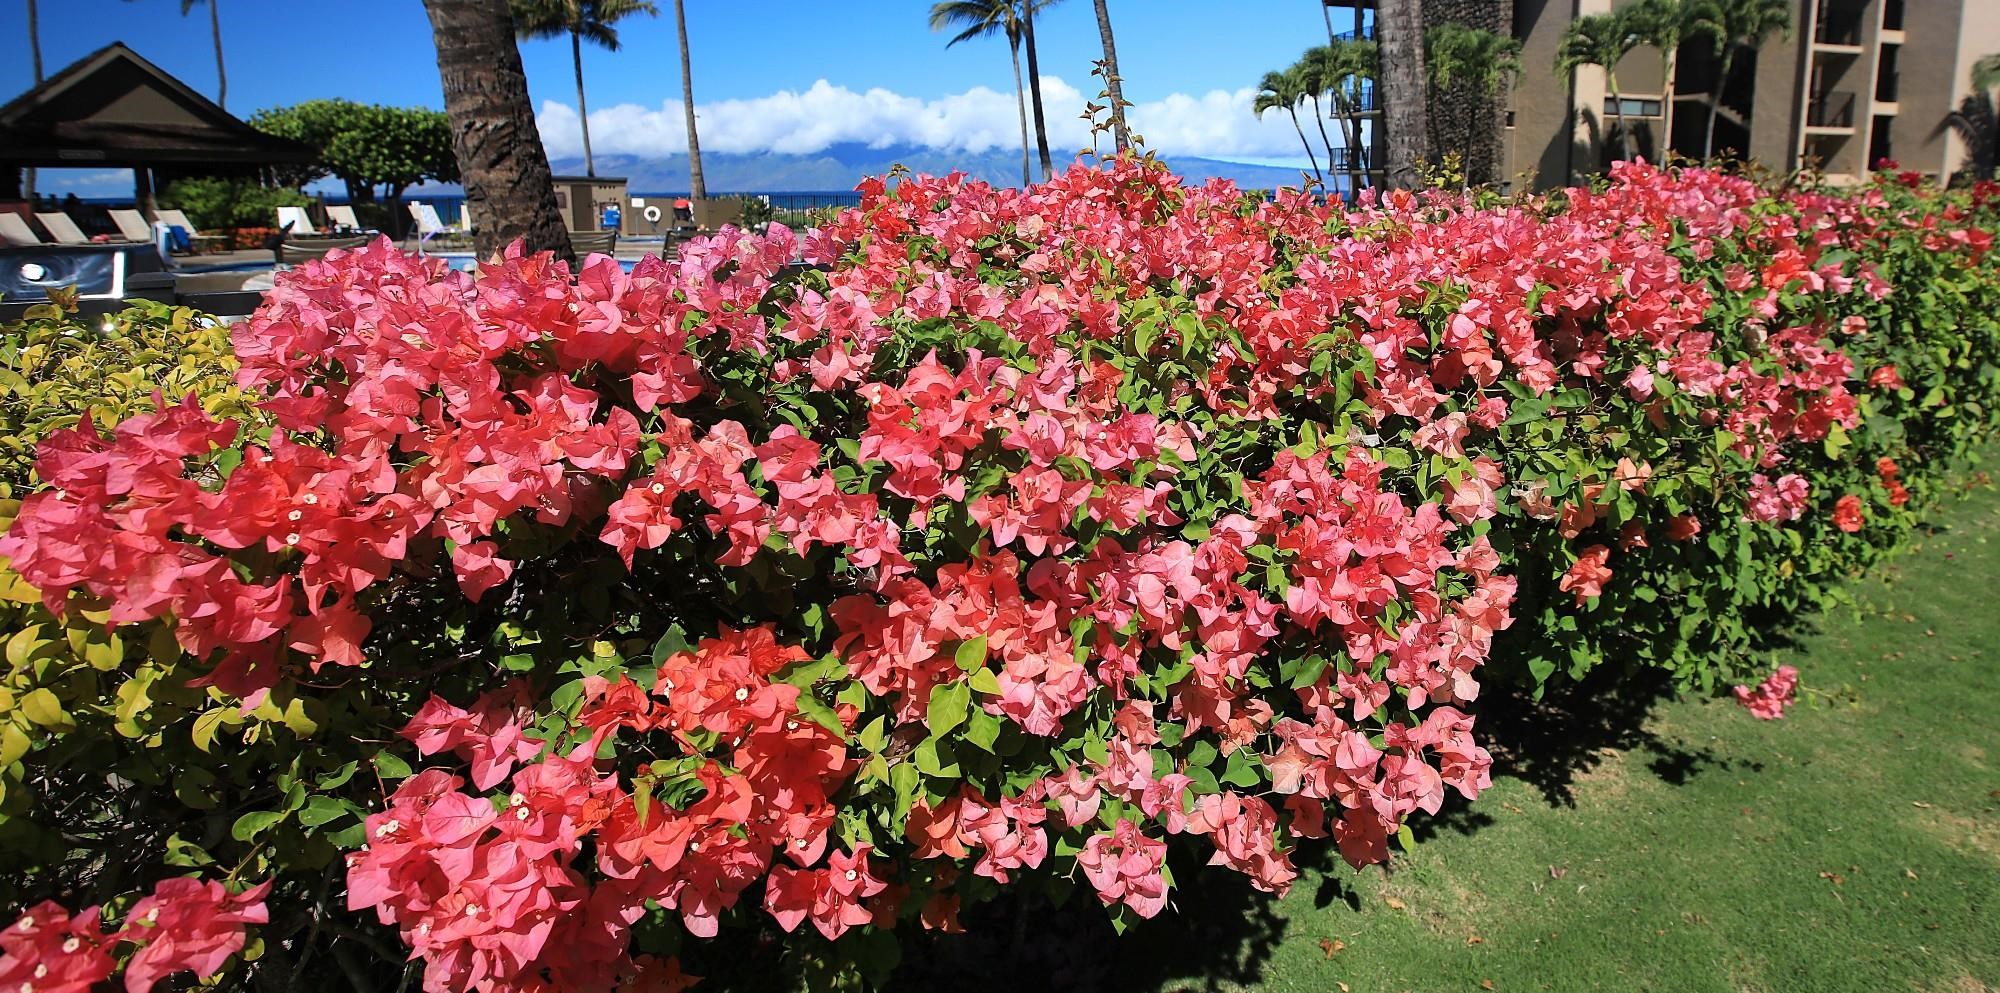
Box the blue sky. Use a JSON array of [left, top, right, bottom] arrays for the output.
[[9, 0, 1364, 195]]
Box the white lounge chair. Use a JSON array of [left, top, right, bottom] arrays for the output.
[[276, 205, 319, 236], [36, 212, 92, 245], [406, 202, 458, 254], [326, 204, 364, 232], [107, 209, 153, 243], [0, 212, 43, 246]]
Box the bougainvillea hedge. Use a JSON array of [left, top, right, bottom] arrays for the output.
[[1, 159, 1996, 992]]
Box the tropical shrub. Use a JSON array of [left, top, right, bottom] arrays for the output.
[[0, 160, 1996, 993], [157, 177, 314, 235]]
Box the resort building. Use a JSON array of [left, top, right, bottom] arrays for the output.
[[1505, 0, 2000, 188]]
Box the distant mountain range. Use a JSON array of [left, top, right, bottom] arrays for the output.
[[541, 142, 1320, 194]]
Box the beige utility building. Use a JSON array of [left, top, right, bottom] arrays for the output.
[[1506, 0, 2000, 188]]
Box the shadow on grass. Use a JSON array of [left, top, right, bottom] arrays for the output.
[[884, 664, 1776, 993]]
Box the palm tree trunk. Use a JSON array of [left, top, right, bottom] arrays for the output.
[[1660, 51, 1676, 161], [674, 0, 706, 202], [1346, 80, 1370, 189], [1092, 0, 1129, 152], [1022, 1, 1053, 179], [1010, 42, 1031, 186], [1306, 91, 1338, 188], [572, 28, 595, 177], [1376, 0, 1429, 188], [1608, 72, 1634, 161], [1703, 46, 1735, 160], [421, 0, 572, 262], [208, 0, 226, 110], [1287, 107, 1324, 185], [1334, 95, 1363, 200], [26, 0, 41, 201]]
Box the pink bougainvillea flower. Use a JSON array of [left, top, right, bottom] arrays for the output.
[[1077, 820, 1170, 919], [1558, 545, 1613, 605], [1732, 665, 1800, 720], [118, 878, 270, 993], [0, 902, 116, 993]]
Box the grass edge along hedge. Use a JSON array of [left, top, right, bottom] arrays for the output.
[[1, 159, 1997, 993]]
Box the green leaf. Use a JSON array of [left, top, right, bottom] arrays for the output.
[[954, 635, 989, 672], [373, 750, 413, 780], [298, 796, 351, 829], [926, 681, 972, 736], [231, 810, 286, 842]]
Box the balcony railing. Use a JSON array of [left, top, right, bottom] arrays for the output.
[[1808, 90, 1856, 128], [1326, 146, 1378, 171], [1813, 0, 1864, 46]]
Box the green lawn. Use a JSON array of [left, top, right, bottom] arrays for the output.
[[1118, 480, 2000, 993]]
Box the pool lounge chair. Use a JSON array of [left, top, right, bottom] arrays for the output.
[[570, 231, 617, 255], [0, 212, 43, 246], [107, 209, 153, 243], [276, 205, 319, 236], [149, 209, 226, 254], [326, 205, 369, 233], [35, 212, 93, 246], [277, 236, 369, 266]]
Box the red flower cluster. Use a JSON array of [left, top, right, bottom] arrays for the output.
[[7, 150, 1987, 990], [0, 878, 267, 993], [1733, 665, 1801, 720]]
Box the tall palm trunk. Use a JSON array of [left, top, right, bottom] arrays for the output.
[[1608, 70, 1635, 161], [572, 29, 597, 176], [1286, 106, 1324, 185], [1092, 0, 1128, 152], [1021, 1, 1052, 179], [1703, 45, 1736, 160], [25, 0, 41, 201], [1010, 41, 1031, 186], [1333, 92, 1363, 200], [674, 0, 706, 202], [1345, 78, 1370, 189], [422, 0, 572, 262], [1377, 0, 1428, 188], [207, 0, 226, 109], [1659, 48, 1677, 160], [1306, 90, 1339, 190]]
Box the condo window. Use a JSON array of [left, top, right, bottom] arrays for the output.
[[1604, 97, 1664, 118]]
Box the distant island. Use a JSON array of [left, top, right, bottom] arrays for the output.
[[542, 141, 1323, 193]]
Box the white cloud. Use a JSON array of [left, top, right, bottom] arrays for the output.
[[535, 76, 1328, 162]]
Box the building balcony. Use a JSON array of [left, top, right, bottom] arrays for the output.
[[1876, 71, 1898, 104], [1808, 91, 1857, 130]]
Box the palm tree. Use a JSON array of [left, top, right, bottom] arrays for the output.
[[1557, 9, 1642, 162], [421, 0, 573, 261], [511, 0, 658, 179], [1949, 59, 2000, 182], [25, 0, 42, 201], [1426, 22, 1522, 184], [1021, 0, 1054, 179], [1977, 53, 2000, 93], [1255, 68, 1322, 186], [1375, 0, 1429, 189], [673, 0, 705, 202], [121, 0, 227, 107], [1689, 0, 1789, 160], [931, 0, 1032, 186], [1308, 39, 1378, 197], [1628, 0, 1722, 160], [1092, 0, 1129, 152], [1297, 48, 1344, 186]]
